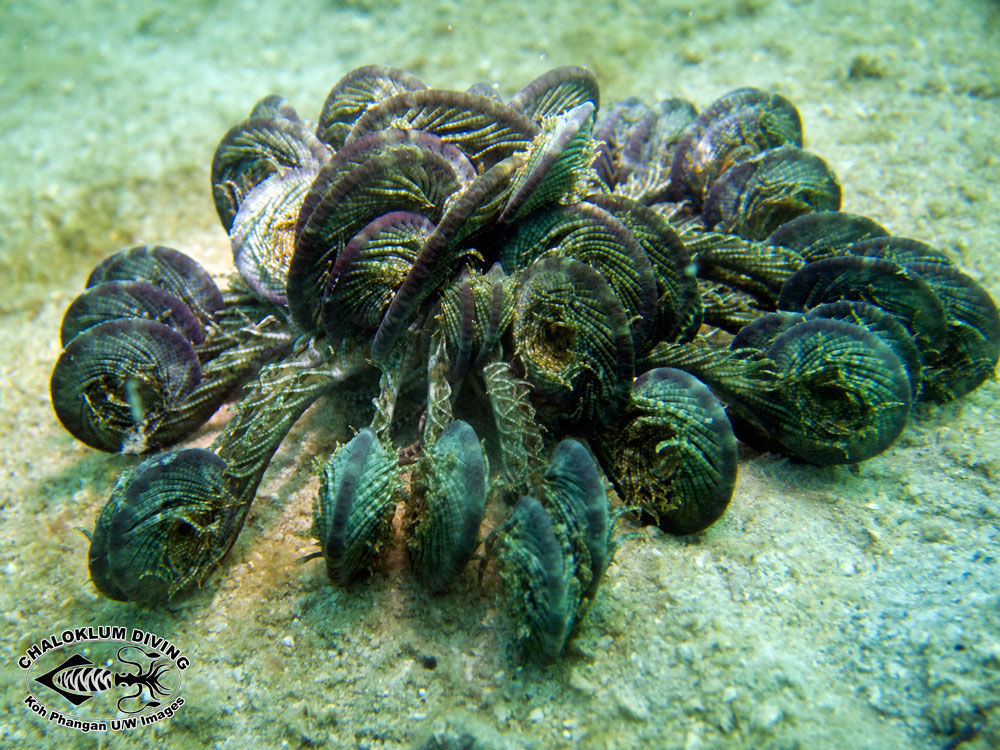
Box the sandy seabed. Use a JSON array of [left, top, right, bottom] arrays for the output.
[[1, 1, 998, 747]]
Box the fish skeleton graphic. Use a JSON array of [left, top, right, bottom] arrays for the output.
[[34, 647, 172, 713]]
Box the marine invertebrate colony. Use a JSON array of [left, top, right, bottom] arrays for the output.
[[51, 65, 999, 661]]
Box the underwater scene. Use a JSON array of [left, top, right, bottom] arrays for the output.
[[2, 0, 998, 747]]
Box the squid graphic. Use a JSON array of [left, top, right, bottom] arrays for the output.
[[34, 647, 173, 714]]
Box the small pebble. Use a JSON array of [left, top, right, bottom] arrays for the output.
[[752, 702, 783, 730]]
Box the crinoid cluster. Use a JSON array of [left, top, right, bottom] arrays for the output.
[[51, 65, 999, 661]]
